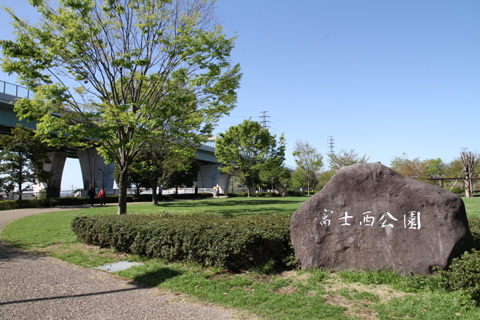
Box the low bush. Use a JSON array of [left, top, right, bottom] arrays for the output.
[[168, 193, 213, 200], [226, 192, 283, 198], [434, 215, 480, 304], [468, 215, 480, 249], [437, 249, 480, 303], [0, 199, 45, 210], [0, 194, 211, 211], [225, 192, 248, 197], [286, 190, 307, 197], [72, 213, 293, 272]]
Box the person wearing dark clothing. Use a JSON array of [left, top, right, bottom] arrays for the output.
[[87, 185, 95, 208]]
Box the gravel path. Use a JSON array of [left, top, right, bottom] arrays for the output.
[[0, 207, 236, 319]]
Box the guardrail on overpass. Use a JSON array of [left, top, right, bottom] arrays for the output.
[[0, 80, 30, 99]]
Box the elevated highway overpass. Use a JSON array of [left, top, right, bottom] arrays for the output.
[[0, 80, 229, 197]]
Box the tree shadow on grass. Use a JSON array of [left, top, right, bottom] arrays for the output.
[[132, 267, 183, 287], [155, 198, 306, 218]]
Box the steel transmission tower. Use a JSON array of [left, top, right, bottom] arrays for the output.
[[259, 111, 270, 129], [327, 136, 335, 155]]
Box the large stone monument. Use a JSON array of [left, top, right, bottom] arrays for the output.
[[290, 163, 473, 274]]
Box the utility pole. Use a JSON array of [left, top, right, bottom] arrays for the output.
[[259, 111, 270, 129]]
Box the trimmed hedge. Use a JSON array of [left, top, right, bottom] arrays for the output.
[[226, 192, 283, 198], [72, 213, 293, 271], [0, 199, 46, 211], [0, 193, 213, 211], [225, 191, 310, 197]]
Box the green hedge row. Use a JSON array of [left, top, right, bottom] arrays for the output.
[[226, 192, 283, 198], [71, 213, 293, 271], [225, 190, 309, 197], [0, 196, 123, 210], [0, 193, 213, 211], [0, 199, 46, 211]]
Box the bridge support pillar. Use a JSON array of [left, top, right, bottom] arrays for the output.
[[78, 149, 114, 193], [196, 163, 220, 189], [195, 163, 231, 193], [44, 151, 67, 198], [217, 173, 232, 194]]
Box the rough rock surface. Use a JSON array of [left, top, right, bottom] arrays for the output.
[[290, 163, 473, 274]]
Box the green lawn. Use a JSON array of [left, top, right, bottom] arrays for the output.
[[2, 196, 480, 320], [464, 197, 480, 217]]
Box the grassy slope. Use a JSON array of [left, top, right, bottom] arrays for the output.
[[2, 197, 480, 320]]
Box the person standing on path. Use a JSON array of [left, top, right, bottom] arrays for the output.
[[87, 185, 95, 207], [97, 187, 106, 206]]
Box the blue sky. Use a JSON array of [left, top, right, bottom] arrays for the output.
[[1, 0, 479, 190]]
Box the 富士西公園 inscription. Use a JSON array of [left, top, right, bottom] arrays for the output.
[[316, 209, 421, 230]]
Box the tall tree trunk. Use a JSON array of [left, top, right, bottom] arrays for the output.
[[118, 168, 129, 215], [465, 171, 472, 197], [151, 178, 158, 205], [460, 151, 479, 198], [18, 182, 23, 201], [135, 183, 141, 197]]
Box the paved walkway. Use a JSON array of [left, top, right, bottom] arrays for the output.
[[0, 206, 236, 319]]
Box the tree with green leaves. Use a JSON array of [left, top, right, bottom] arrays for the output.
[[160, 158, 200, 195], [0, 175, 15, 200], [0, 126, 52, 201], [328, 149, 369, 171], [425, 158, 447, 179], [317, 169, 335, 190], [1, 0, 241, 214], [141, 136, 198, 203], [215, 119, 286, 197], [259, 163, 290, 193], [292, 140, 323, 195], [390, 153, 427, 181], [390, 154, 449, 184], [113, 162, 150, 197]]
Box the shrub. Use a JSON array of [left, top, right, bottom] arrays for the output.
[[286, 190, 306, 197], [226, 192, 287, 198], [225, 192, 248, 197], [468, 215, 480, 250], [169, 193, 212, 200], [0, 199, 46, 210], [437, 249, 480, 303], [72, 213, 293, 272]]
